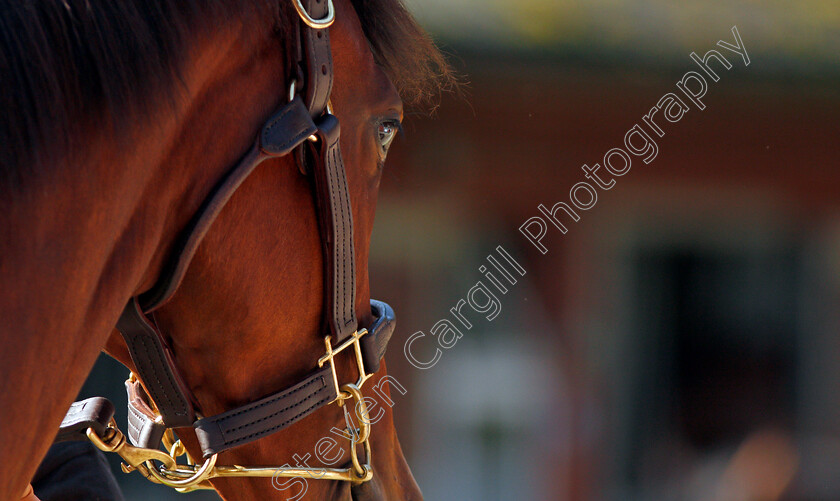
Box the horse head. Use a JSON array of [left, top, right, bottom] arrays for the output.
[[0, 0, 450, 499]]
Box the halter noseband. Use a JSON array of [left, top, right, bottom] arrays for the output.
[[54, 0, 396, 490]]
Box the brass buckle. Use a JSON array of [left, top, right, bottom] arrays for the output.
[[317, 329, 372, 405], [292, 0, 335, 29]]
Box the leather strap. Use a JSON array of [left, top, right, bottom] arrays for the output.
[[122, 369, 336, 457], [362, 300, 395, 375], [261, 96, 319, 156], [57, 300, 393, 455], [138, 96, 316, 312], [310, 114, 358, 342], [55, 397, 114, 443], [115, 299, 394, 456], [116, 97, 319, 429], [300, 0, 333, 117], [117, 298, 195, 427], [125, 378, 166, 451], [190, 298, 392, 457], [194, 366, 336, 457], [294, 0, 357, 343]]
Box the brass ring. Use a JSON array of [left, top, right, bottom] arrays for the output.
[[340, 383, 371, 443], [147, 454, 218, 488], [292, 0, 335, 29]]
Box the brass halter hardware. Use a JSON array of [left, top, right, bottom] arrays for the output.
[[85, 330, 376, 491], [318, 328, 372, 405]]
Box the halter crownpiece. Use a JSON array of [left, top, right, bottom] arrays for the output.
[[55, 1, 396, 490]]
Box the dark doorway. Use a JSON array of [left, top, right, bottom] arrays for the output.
[[624, 245, 800, 491]]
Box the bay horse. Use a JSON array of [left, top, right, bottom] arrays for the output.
[[0, 0, 451, 499]]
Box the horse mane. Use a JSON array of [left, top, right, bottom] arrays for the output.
[[0, 0, 452, 189]]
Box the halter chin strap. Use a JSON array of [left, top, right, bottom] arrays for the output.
[[119, 299, 394, 458], [56, 0, 393, 486]]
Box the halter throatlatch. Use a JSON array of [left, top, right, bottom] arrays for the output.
[[55, 1, 397, 491]]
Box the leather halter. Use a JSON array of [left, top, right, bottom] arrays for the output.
[[56, 0, 394, 488]]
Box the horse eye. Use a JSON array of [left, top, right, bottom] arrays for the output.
[[377, 120, 400, 156]]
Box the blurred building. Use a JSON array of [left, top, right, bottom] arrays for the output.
[[373, 1, 840, 500]]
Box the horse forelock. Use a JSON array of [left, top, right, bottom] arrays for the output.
[[352, 0, 456, 110]]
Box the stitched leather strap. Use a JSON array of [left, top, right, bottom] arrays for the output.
[[190, 298, 392, 457], [310, 114, 358, 342], [261, 96, 318, 156], [295, 0, 357, 343], [55, 397, 114, 443], [138, 96, 316, 313], [117, 298, 195, 427], [116, 98, 319, 428], [194, 366, 336, 457], [57, 298, 394, 454], [114, 299, 393, 456]]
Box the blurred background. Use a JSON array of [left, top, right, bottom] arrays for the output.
[[77, 0, 840, 499]]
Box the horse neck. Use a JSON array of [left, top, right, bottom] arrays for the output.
[[0, 21, 285, 499]]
